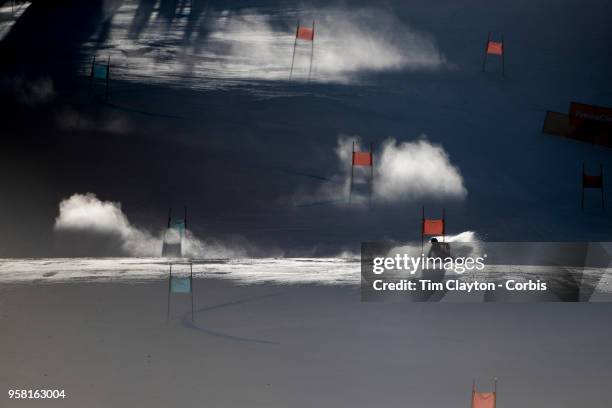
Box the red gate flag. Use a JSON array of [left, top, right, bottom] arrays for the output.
[[487, 41, 503, 55], [297, 26, 314, 41], [353, 151, 373, 166], [583, 174, 603, 189], [423, 219, 444, 235], [582, 164, 604, 209], [472, 392, 496, 408]]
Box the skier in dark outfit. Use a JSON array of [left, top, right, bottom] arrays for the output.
[[428, 237, 450, 259], [419, 238, 450, 301]]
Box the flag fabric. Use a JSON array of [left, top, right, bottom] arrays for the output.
[[297, 26, 314, 41], [583, 174, 603, 189], [423, 219, 444, 235], [353, 152, 372, 166], [171, 219, 186, 232], [93, 64, 108, 80], [486, 41, 503, 55], [171, 276, 191, 293], [472, 392, 496, 408]]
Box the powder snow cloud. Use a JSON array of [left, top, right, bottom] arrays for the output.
[[53, 193, 259, 258], [54, 193, 160, 256], [300, 135, 467, 206], [87, 4, 446, 86], [374, 138, 467, 202]]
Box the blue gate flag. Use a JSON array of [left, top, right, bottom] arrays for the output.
[[93, 64, 108, 80], [171, 219, 186, 233], [171, 276, 191, 293]]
